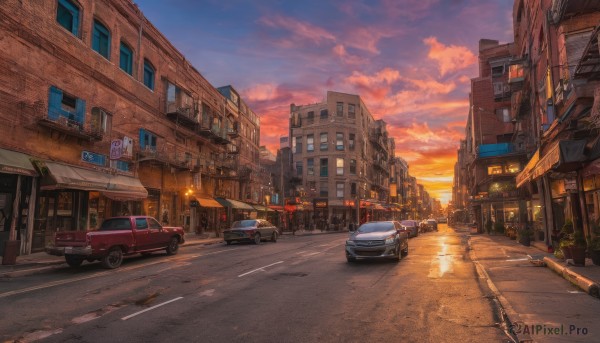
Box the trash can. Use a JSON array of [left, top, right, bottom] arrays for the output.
[[2, 240, 20, 265]]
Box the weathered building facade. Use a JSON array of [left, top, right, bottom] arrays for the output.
[[0, 0, 265, 256]]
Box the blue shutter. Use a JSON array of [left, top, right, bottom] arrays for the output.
[[139, 129, 146, 149], [75, 98, 85, 124], [48, 86, 63, 120]]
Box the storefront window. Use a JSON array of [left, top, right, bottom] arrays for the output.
[[506, 162, 521, 174], [488, 165, 503, 175]]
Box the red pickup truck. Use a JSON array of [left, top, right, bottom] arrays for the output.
[[46, 216, 185, 269]]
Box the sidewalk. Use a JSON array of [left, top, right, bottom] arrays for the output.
[[467, 230, 600, 342]]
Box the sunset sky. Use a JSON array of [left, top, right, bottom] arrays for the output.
[[137, 0, 514, 205]]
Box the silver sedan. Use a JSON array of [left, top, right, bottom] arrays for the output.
[[345, 221, 409, 262]]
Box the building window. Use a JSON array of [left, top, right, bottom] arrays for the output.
[[336, 132, 344, 151], [496, 108, 511, 123], [336, 158, 344, 175], [139, 128, 157, 152], [350, 159, 356, 175], [90, 107, 111, 135], [48, 86, 85, 125], [348, 104, 356, 119], [336, 102, 343, 116], [336, 182, 344, 198], [320, 182, 328, 197], [307, 181, 316, 193], [307, 158, 314, 175], [143, 59, 155, 90], [320, 133, 328, 151], [320, 158, 328, 177], [56, 0, 80, 37], [491, 64, 505, 78], [350, 182, 357, 197], [92, 20, 110, 60], [487, 165, 503, 175], [295, 136, 303, 154], [307, 134, 314, 152], [307, 111, 314, 124], [506, 162, 521, 174], [320, 109, 328, 120], [295, 161, 303, 176], [119, 42, 133, 75], [349, 133, 355, 151]]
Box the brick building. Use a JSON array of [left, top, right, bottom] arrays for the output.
[[0, 0, 264, 256]]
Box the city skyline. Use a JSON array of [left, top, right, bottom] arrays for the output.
[[136, 0, 515, 204]]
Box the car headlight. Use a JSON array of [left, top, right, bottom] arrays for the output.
[[346, 240, 356, 246], [384, 235, 395, 245]]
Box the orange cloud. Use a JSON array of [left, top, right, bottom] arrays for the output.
[[258, 15, 336, 45], [423, 36, 477, 76]]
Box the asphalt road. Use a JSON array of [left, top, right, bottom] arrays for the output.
[[0, 225, 511, 343]]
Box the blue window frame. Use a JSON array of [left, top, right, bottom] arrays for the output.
[[119, 42, 133, 75], [92, 20, 110, 60], [320, 158, 328, 177], [139, 128, 157, 152], [48, 86, 85, 125], [143, 59, 155, 90], [56, 0, 80, 37]]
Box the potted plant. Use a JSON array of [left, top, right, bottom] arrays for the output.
[[494, 221, 505, 235], [588, 236, 600, 266], [518, 226, 533, 246], [559, 235, 574, 260], [569, 230, 586, 266]]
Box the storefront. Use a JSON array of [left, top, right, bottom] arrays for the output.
[[215, 197, 255, 229], [33, 161, 147, 252], [190, 196, 223, 234], [0, 148, 38, 258]]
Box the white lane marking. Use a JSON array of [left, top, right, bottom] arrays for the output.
[[121, 297, 183, 321], [505, 258, 529, 262], [0, 249, 234, 299], [199, 289, 215, 297], [238, 261, 284, 277], [302, 252, 321, 257]]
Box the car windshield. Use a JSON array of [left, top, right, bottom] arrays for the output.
[[357, 222, 394, 233], [231, 220, 258, 228], [400, 220, 416, 227]]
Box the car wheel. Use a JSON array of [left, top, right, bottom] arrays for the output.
[[253, 233, 261, 244], [401, 244, 409, 257], [346, 256, 356, 263], [394, 244, 401, 262], [65, 254, 84, 267], [166, 237, 179, 255], [225, 240, 232, 245], [101, 247, 123, 269], [271, 231, 278, 242]]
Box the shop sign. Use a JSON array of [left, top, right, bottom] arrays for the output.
[[81, 151, 106, 166], [313, 199, 328, 208], [110, 139, 123, 160], [344, 200, 355, 207]]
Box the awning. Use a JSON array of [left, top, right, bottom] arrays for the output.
[[196, 197, 223, 208], [252, 204, 272, 212], [516, 150, 540, 188], [0, 148, 38, 176], [215, 197, 255, 210], [41, 161, 148, 199], [531, 140, 586, 179]]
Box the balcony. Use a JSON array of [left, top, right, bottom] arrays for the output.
[[38, 115, 103, 142], [477, 143, 517, 158], [493, 82, 511, 99], [136, 146, 191, 171], [369, 129, 388, 152], [227, 122, 239, 138], [165, 102, 199, 131]]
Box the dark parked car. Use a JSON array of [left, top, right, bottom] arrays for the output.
[[345, 221, 409, 262], [425, 219, 438, 232], [400, 220, 420, 237], [223, 219, 279, 245]]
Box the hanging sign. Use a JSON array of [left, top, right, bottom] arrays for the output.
[[110, 139, 123, 160]]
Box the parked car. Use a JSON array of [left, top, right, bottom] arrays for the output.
[[46, 216, 185, 269], [223, 219, 279, 245], [400, 220, 420, 237], [345, 221, 409, 262], [425, 219, 438, 232]]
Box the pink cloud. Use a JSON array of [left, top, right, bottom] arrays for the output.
[[258, 15, 336, 45], [423, 36, 477, 76]]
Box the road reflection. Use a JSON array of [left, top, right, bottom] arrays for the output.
[[428, 236, 453, 278]]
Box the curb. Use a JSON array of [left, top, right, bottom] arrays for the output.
[[468, 236, 531, 343], [543, 257, 600, 298]]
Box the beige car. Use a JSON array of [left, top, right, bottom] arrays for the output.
[[223, 219, 279, 245]]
